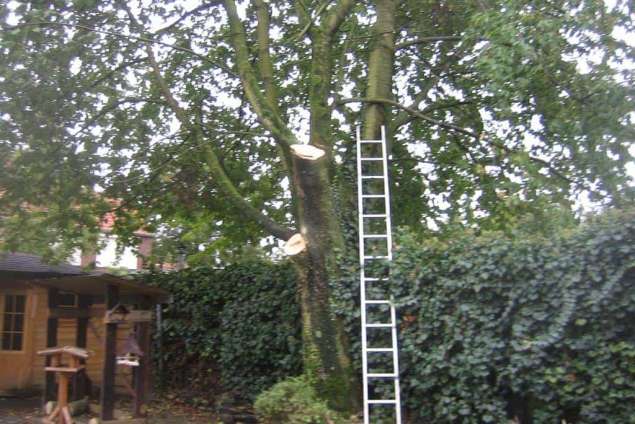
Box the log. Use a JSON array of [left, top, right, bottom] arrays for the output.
[[45, 397, 89, 417], [283, 233, 307, 255]]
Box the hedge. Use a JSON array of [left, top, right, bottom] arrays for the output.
[[148, 260, 302, 401], [150, 208, 635, 422], [334, 208, 635, 422]]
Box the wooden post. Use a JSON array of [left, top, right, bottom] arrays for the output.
[[155, 304, 163, 387], [73, 295, 91, 401], [100, 285, 119, 421], [44, 288, 59, 403], [57, 373, 69, 415], [133, 297, 152, 418]]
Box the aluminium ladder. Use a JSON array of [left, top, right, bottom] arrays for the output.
[[356, 126, 402, 424]]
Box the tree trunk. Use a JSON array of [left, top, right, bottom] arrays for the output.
[[287, 1, 397, 413], [363, 0, 397, 143], [290, 146, 357, 413]]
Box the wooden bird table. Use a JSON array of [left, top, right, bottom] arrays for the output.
[[38, 346, 90, 424]]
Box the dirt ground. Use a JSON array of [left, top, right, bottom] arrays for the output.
[[0, 397, 218, 424]]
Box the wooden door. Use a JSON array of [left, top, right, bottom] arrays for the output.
[[0, 289, 34, 393]]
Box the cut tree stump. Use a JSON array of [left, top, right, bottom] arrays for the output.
[[284, 233, 307, 255], [290, 144, 325, 160]]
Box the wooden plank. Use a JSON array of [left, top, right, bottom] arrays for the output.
[[104, 309, 152, 324], [49, 308, 96, 319], [45, 366, 84, 373], [74, 295, 90, 401], [133, 320, 150, 417], [44, 288, 59, 403], [100, 285, 119, 421], [38, 346, 89, 359]]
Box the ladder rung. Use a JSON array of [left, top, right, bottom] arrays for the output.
[[368, 399, 397, 404], [365, 300, 391, 304], [360, 140, 383, 143], [362, 214, 387, 218], [363, 277, 388, 281], [367, 347, 394, 352], [368, 373, 398, 378], [364, 255, 389, 259], [366, 323, 394, 328], [361, 175, 384, 179], [364, 234, 388, 238], [361, 194, 386, 198], [360, 157, 383, 161]]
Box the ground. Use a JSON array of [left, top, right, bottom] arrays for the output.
[[0, 397, 218, 423]]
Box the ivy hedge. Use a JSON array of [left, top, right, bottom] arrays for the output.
[[334, 208, 635, 423], [150, 208, 635, 422], [148, 260, 302, 401]]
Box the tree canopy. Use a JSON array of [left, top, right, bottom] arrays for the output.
[[1, 0, 632, 261], [1, 0, 634, 411]]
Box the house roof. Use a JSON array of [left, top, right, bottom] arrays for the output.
[[0, 252, 84, 276]]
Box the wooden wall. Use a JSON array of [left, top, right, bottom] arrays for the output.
[[1, 286, 137, 396]]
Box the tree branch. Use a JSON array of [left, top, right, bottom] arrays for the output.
[[342, 97, 479, 138], [292, 0, 331, 41], [71, 97, 167, 138], [153, 2, 223, 35], [396, 35, 463, 50], [120, 1, 295, 240], [223, 0, 298, 147], [294, 0, 311, 32], [253, 0, 280, 115], [12, 21, 216, 66], [487, 138, 574, 184], [324, 0, 355, 35], [341, 97, 573, 184], [197, 132, 295, 241], [146, 46, 189, 122]]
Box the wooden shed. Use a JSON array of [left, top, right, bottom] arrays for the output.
[[0, 252, 168, 420]]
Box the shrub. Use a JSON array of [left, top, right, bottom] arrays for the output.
[[150, 208, 635, 422], [254, 377, 349, 424], [148, 259, 302, 401], [333, 208, 635, 422]]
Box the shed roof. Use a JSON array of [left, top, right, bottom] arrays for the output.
[[0, 252, 84, 276], [0, 252, 169, 302], [31, 273, 169, 302]]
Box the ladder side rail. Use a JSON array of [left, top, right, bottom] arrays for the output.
[[390, 298, 402, 423], [356, 127, 371, 424], [380, 126, 393, 261], [380, 126, 402, 423]]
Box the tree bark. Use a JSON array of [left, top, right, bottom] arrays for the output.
[[287, 1, 359, 412], [290, 146, 357, 412], [362, 0, 397, 143], [283, 0, 394, 413]]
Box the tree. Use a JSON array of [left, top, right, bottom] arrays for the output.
[[1, 0, 633, 411]]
